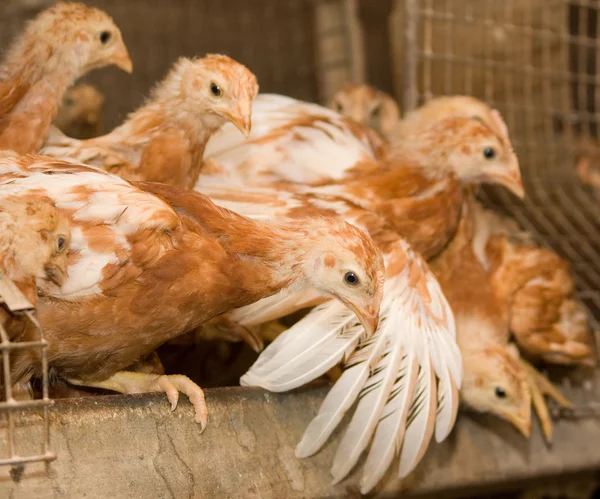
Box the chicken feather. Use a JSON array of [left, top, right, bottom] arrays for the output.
[[0, 155, 384, 429], [43, 54, 258, 189], [0, 2, 131, 154]]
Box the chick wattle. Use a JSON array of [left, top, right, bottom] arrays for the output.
[[0, 2, 132, 154]]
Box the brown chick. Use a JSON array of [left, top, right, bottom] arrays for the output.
[[0, 186, 70, 401], [43, 54, 258, 190], [0, 2, 132, 154], [428, 201, 532, 438], [430, 198, 574, 442], [53, 83, 105, 139], [328, 83, 400, 140], [1, 155, 384, 430], [0, 190, 70, 312], [475, 207, 597, 367], [394, 95, 511, 142], [575, 136, 600, 191]]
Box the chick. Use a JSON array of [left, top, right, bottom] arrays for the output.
[[53, 84, 105, 139], [328, 83, 400, 140], [0, 191, 71, 311], [474, 204, 597, 367], [0, 189, 70, 400], [429, 198, 571, 442], [43, 54, 258, 189], [575, 136, 600, 191], [1, 156, 384, 429], [0, 2, 132, 154]]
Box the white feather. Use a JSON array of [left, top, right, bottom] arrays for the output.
[[359, 341, 419, 493], [398, 347, 437, 479], [240, 300, 364, 391], [231, 288, 324, 327], [295, 306, 392, 459]]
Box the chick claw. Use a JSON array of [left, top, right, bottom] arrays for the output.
[[67, 371, 208, 431], [519, 358, 573, 444]]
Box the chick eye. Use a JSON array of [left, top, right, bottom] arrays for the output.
[[64, 97, 75, 107], [56, 236, 66, 252], [370, 105, 381, 118], [99, 31, 112, 44], [336, 102, 343, 113], [483, 147, 496, 159], [210, 83, 222, 97], [495, 387, 506, 399], [344, 271, 359, 286]]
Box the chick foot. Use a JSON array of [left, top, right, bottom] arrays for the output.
[[519, 358, 573, 443], [259, 320, 288, 343], [67, 371, 208, 431]]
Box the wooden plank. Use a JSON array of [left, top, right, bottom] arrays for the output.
[[1, 384, 600, 498]]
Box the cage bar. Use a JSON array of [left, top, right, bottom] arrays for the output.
[[0, 273, 55, 468]]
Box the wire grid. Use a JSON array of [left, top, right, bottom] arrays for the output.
[[0, 272, 54, 468], [402, 0, 600, 330], [1, 0, 354, 131]]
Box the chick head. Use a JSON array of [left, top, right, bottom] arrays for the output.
[[328, 83, 400, 138], [298, 218, 384, 336], [461, 343, 531, 437], [8, 2, 132, 79], [177, 54, 258, 137]]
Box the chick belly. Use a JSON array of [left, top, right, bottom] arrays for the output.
[[30, 299, 206, 382]]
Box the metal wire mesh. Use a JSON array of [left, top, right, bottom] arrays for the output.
[[0, 272, 55, 468], [1, 0, 355, 130]]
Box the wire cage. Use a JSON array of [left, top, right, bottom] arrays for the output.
[[396, 0, 600, 325], [0, 272, 54, 470], [1, 0, 600, 494]]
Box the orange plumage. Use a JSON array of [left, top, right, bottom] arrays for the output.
[[0, 155, 383, 429], [0, 2, 131, 154], [53, 84, 105, 139], [43, 54, 259, 189]]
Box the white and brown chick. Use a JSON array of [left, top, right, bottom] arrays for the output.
[[328, 83, 400, 141], [43, 54, 258, 189], [0, 154, 384, 431], [53, 83, 105, 139], [430, 198, 572, 444], [473, 203, 597, 368], [0, 2, 132, 154]]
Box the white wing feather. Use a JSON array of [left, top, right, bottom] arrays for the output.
[[201, 93, 382, 187], [242, 245, 462, 491], [240, 300, 365, 392]]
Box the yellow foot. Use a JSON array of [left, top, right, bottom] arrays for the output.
[[519, 358, 573, 443], [259, 320, 288, 343], [67, 371, 208, 431]]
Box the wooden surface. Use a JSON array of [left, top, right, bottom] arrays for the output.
[[1, 383, 600, 498]]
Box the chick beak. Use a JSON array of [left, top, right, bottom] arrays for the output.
[[44, 264, 68, 287], [498, 171, 525, 199], [344, 300, 379, 337], [504, 411, 532, 438], [111, 42, 133, 74], [227, 109, 252, 138]]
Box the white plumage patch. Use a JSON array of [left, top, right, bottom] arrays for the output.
[[201, 93, 380, 187], [0, 157, 179, 300]]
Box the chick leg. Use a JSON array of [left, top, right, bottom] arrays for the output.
[[519, 358, 573, 443], [66, 371, 208, 431], [259, 320, 288, 342]]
